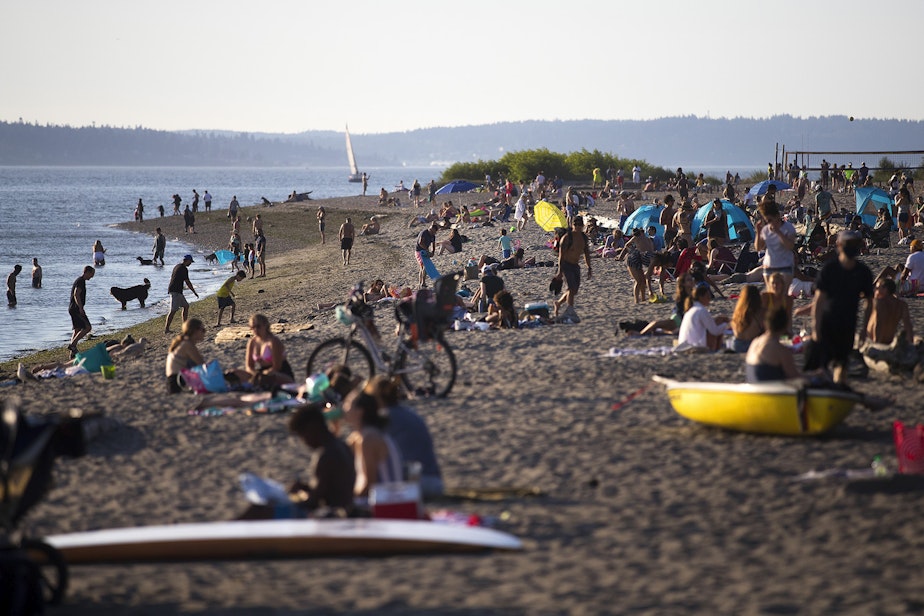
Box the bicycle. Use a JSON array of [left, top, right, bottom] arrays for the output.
[[306, 274, 461, 398]]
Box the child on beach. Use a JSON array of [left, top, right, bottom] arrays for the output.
[[498, 228, 513, 260], [216, 271, 246, 326]]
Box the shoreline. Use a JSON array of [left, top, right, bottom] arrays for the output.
[[9, 188, 924, 614]]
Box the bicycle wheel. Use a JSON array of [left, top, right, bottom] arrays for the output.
[[22, 538, 68, 606], [397, 334, 456, 398], [306, 338, 374, 382]]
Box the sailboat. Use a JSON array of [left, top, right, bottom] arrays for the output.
[[345, 125, 362, 183]]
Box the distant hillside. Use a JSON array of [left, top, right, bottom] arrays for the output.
[[2, 116, 922, 169]]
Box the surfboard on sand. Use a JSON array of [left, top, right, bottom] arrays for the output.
[[45, 519, 523, 564]]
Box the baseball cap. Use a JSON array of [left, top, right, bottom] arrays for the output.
[[183, 254, 194, 262]]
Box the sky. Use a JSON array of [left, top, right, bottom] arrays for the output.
[[3, 0, 923, 135]]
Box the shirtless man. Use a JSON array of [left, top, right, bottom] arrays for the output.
[[316, 206, 326, 244], [31, 258, 42, 288], [552, 215, 592, 319], [673, 199, 696, 248], [659, 194, 677, 247], [866, 278, 913, 345], [7, 264, 21, 307], [339, 217, 355, 266]]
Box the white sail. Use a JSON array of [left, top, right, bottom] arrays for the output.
[[345, 125, 361, 182]]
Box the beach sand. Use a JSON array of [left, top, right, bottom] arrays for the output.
[[6, 190, 924, 615]]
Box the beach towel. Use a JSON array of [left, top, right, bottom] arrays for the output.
[[74, 343, 112, 373]]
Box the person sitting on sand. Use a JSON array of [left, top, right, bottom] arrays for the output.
[[730, 285, 764, 353], [900, 239, 924, 296], [865, 277, 913, 345], [239, 403, 356, 519], [165, 318, 207, 393], [672, 238, 702, 278], [359, 216, 380, 236], [469, 264, 504, 312], [378, 187, 388, 206], [437, 227, 463, 255], [233, 313, 295, 388], [498, 247, 535, 270], [363, 279, 388, 303], [456, 206, 472, 225], [486, 289, 518, 329], [677, 282, 729, 351], [366, 375, 444, 498], [629, 273, 696, 336], [600, 228, 625, 258], [343, 385, 403, 498], [745, 307, 801, 382], [761, 272, 794, 337]]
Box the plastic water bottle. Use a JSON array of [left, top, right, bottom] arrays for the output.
[[871, 455, 888, 477]]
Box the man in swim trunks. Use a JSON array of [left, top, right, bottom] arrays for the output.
[[316, 206, 326, 244], [339, 217, 355, 266], [68, 265, 95, 357], [553, 215, 592, 319], [804, 231, 873, 384], [164, 254, 199, 334]]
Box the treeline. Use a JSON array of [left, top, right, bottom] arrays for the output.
[[0, 120, 337, 166], [441, 148, 675, 184]]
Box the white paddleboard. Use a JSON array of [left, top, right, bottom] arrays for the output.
[[46, 519, 522, 564]]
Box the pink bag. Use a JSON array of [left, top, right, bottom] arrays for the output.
[[892, 421, 924, 474]]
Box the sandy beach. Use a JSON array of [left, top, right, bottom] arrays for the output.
[[5, 188, 924, 615]]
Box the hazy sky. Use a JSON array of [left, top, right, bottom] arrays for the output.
[[3, 0, 922, 135]]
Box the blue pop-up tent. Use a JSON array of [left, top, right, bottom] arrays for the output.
[[855, 187, 895, 228], [692, 199, 755, 243], [435, 180, 479, 195], [621, 204, 665, 241]]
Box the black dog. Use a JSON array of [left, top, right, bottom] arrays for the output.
[[137, 256, 154, 265], [110, 278, 150, 309], [204, 252, 218, 265]]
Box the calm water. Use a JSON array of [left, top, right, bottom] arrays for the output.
[[0, 166, 443, 362]]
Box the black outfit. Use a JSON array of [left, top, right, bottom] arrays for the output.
[[803, 258, 873, 371], [168, 263, 190, 294], [68, 276, 90, 330]]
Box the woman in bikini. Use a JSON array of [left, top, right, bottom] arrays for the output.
[[236, 313, 294, 388], [619, 227, 655, 303]]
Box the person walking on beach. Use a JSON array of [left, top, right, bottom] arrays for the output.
[[412, 179, 422, 207], [228, 195, 240, 220], [172, 193, 182, 215], [152, 227, 167, 266], [164, 254, 199, 334], [339, 217, 355, 266], [252, 213, 264, 239], [7, 264, 21, 307], [203, 190, 212, 211], [255, 230, 267, 277], [31, 258, 42, 288], [216, 270, 246, 326], [183, 204, 196, 234], [552, 215, 592, 320], [68, 265, 95, 356], [804, 231, 873, 384], [415, 221, 439, 288], [317, 206, 326, 244]]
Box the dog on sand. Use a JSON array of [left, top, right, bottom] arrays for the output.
[[109, 337, 149, 361], [110, 278, 151, 309], [205, 252, 218, 265]]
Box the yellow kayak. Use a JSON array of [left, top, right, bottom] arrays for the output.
[[652, 376, 862, 436]]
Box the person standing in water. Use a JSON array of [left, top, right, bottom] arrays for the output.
[[7, 264, 21, 307], [31, 258, 42, 288]]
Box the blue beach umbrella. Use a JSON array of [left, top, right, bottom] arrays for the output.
[[621, 204, 665, 241], [855, 186, 895, 228], [435, 180, 479, 195], [691, 199, 755, 243], [746, 180, 792, 200]]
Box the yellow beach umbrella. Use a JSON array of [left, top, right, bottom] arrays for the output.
[[533, 200, 567, 231]]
